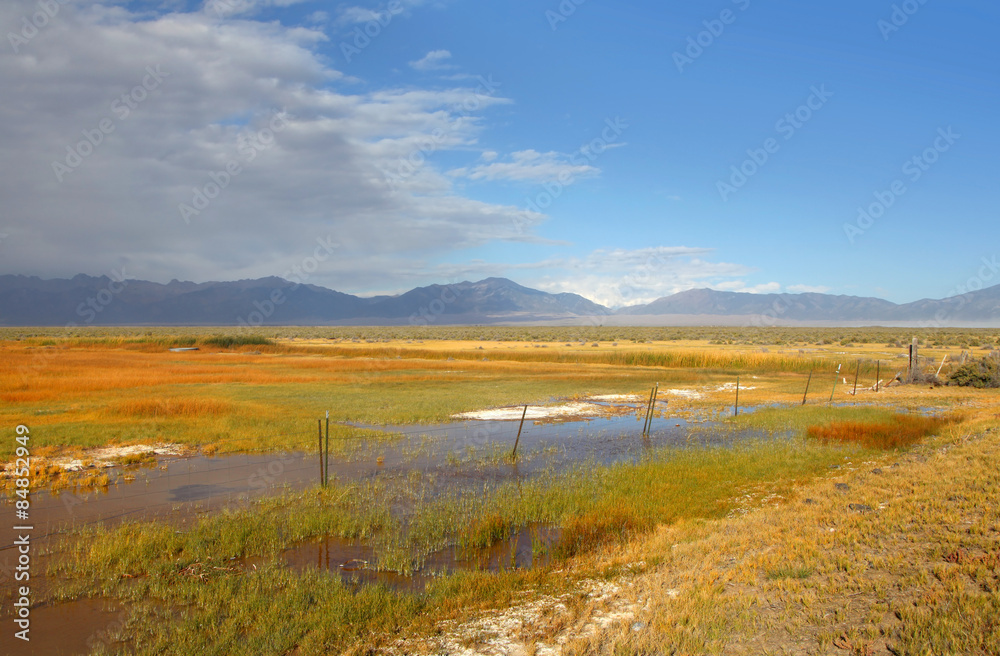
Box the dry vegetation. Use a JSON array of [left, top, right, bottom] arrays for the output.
[[1, 327, 998, 654]]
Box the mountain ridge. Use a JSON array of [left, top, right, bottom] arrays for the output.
[[0, 274, 998, 326]]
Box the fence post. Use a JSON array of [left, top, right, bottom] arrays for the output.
[[644, 383, 659, 436], [908, 337, 919, 383], [734, 376, 739, 417], [324, 411, 330, 487], [852, 360, 860, 396], [802, 368, 813, 405], [318, 419, 324, 487], [876, 360, 880, 392], [830, 364, 841, 402], [935, 355, 948, 379], [512, 405, 528, 459]]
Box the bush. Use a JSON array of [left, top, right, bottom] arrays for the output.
[[201, 335, 274, 349], [949, 357, 1000, 388]]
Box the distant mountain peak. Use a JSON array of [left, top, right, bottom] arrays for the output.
[[0, 275, 997, 326]]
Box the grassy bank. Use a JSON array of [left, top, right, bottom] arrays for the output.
[[531, 406, 999, 655], [44, 407, 950, 654]]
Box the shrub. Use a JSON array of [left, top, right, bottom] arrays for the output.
[[949, 357, 1000, 388], [201, 335, 274, 349]]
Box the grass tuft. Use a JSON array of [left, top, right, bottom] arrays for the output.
[[806, 414, 950, 450]]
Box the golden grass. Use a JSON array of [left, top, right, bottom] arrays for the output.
[[308, 344, 842, 373], [806, 413, 953, 450], [105, 397, 234, 418], [497, 407, 1000, 655]]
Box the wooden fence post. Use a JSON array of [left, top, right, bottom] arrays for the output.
[[324, 411, 330, 487], [802, 368, 813, 405], [852, 360, 860, 396], [734, 376, 739, 417], [318, 419, 324, 487], [644, 383, 659, 436], [642, 384, 656, 434], [511, 405, 528, 459]]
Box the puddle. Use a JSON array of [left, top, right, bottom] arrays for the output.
[[0, 409, 744, 554], [268, 524, 561, 592], [1, 597, 125, 656], [0, 451, 323, 552]]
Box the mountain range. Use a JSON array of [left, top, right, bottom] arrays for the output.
[[1, 274, 998, 327]]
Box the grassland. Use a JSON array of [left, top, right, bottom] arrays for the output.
[[1, 326, 998, 654]]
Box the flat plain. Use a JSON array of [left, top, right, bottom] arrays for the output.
[[1, 326, 998, 655]]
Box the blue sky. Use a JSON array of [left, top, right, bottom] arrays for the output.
[[1, 0, 997, 306]]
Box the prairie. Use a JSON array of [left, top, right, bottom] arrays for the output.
[[0, 326, 997, 654]]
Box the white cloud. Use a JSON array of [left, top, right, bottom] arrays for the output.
[[335, 0, 429, 26], [786, 284, 831, 294], [516, 247, 756, 307], [409, 49, 454, 71], [202, 0, 311, 20], [714, 281, 782, 294], [0, 0, 539, 294], [449, 149, 599, 184]]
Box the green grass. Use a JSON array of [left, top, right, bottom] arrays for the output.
[[766, 566, 814, 580], [50, 434, 877, 654]]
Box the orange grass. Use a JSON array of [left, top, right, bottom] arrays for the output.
[[105, 397, 234, 418], [556, 505, 638, 558], [0, 342, 667, 405], [807, 414, 951, 450]]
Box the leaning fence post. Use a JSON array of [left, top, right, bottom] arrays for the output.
[[935, 355, 947, 379], [642, 384, 656, 435], [512, 405, 528, 459], [644, 383, 659, 436], [852, 360, 860, 396], [830, 364, 841, 402], [802, 368, 813, 405]]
